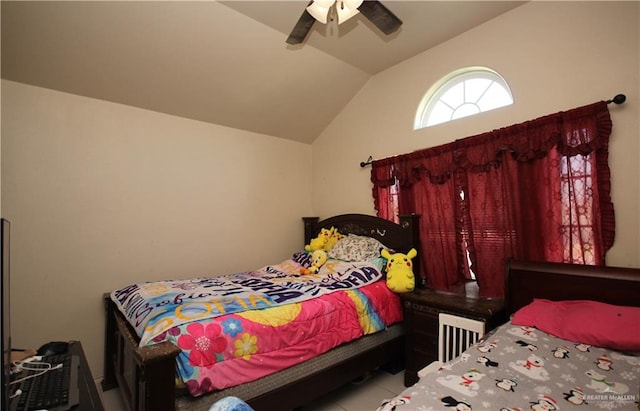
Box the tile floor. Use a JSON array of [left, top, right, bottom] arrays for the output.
[[100, 368, 407, 411]]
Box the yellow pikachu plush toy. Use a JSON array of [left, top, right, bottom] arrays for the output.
[[304, 228, 332, 252], [300, 249, 328, 275], [324, 228, 343, 251], [381, 248, 417, 293], [304, 227, 343, 252]]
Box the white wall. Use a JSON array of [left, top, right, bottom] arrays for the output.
[[1, 80, 313, 375], [312, 1, 640, 268]]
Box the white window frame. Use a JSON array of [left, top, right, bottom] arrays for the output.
[[414, 66, 513, 129]]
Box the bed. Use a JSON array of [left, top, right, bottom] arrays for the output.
[[378, 260, 640, 411], [102, 213, 420, 411]]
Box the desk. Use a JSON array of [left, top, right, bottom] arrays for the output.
[[68, 341, 105, 411], [11, 341, 103, 411]]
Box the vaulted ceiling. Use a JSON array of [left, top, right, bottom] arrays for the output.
[[1, 1, 524, 144]]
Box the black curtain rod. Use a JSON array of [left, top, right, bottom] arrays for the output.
[[359, 93, 627, 168]]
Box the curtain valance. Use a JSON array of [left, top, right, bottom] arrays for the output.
[[371, 101, 612, 188]]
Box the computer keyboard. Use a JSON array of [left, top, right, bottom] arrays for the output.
[[11, 352, 80, 411]]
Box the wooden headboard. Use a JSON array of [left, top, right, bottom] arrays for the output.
[[505, 259, 640, 316], [303, 214, 421, 286], [303, 214, 420, 254]]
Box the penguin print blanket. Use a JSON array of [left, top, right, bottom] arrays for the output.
[[379, 321, 640, 410]]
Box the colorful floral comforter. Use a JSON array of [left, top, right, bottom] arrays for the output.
[[111, 252, 386, 345], [110, 252, 403, 396], [379, 321, 640, 410]]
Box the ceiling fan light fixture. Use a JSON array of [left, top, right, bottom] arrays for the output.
[[288, 0, 402, 45], [336, 0, 363, 23], [306, 0, 335, 24]]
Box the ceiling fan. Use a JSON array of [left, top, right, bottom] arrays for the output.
[[286, 0, 402, 45]]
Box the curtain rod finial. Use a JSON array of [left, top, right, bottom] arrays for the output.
[[360, 155, 373, 168], [607, 94, 626, 105]]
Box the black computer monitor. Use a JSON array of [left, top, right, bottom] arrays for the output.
[[1, 218, 11, 411]]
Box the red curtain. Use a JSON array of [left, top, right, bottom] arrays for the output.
[[372, 101, 614, 297]]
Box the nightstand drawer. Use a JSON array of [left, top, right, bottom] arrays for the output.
[[413, 346, 435, 367], [413, 328, 437, 353]]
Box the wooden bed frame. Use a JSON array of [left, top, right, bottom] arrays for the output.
[[102, 213, 420, 411], [505, 259, 640, 315], [506, 259, 640, 409]]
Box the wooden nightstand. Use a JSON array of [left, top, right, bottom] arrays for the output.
[[400, 288, 506, 386]]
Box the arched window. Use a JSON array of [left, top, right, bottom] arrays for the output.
[[415, 67, 513, 129]]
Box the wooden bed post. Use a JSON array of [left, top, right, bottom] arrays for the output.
[[302, 217, 319, 245], [102, 293, 117, 391]]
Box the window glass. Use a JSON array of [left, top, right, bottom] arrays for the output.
[[415, 67, 513, 129]]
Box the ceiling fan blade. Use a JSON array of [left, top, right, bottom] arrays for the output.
[[357, 0, 402, 35], [286, 9, 316, 44]]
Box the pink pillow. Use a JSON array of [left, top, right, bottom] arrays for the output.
[[512, 299, 640, 351]]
